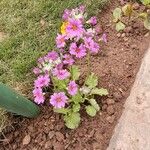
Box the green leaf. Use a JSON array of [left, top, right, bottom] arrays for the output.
[[140, 0, 150, 5], [70, 65, 80, 81], [71, 92, 83, 104], [139, 12, 148, 19], [113, 8, 122, 22], [86, 105, 97, 117], [53, 77, 67, 90], [116, 21, 126, 32], [0, 83, 40, 118], [64, 112, 80, 129], [73, 104, 80, 112], [53, 108, 70, 114], [85, 73, 98, 88], [90, 88, 108, 96], [89, 99, 100, 111], [122, 4, 133, 17], [144, 16, 150, 30]]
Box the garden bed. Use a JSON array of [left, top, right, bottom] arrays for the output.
[[1, 1, 150, 150]]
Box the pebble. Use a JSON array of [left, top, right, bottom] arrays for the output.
[[117, 33, 121, 38], [48, 131, 55, 140], [22, 135, 31, 145], [93, 142, 102, 150], [55, 132, 64, 142], [113, 92, 122, 101], [106, 115, 115, 123], [144, 32, 149, 37], [131, 44, 137, 49], [45, 141, 52, 149], [121, 33, 125, 38], [124, 26, 132, 33], [107, 105, 115, 115], [106, 99, 115, 105], [102, 104, 107, 111]]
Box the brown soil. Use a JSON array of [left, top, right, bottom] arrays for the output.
[[1, 1, 150, 150]]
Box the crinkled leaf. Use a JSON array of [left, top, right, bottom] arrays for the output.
[[139, 12, 148, 19], [71, 92, 83, 104], [89, 99, 100, 111], [53, 108, 70, 114], [122, 4, 133, 17], [86, 105, 97, 117], [70, 65, 80, 81], [73, 104, 80, 112], [116, 21, 125, 32], [140, 0, 150, 5], [53, 77, 67, 90], [80, 86, 91, 95], [144, 16, 150, 30], [91, 88, 108, 96], [113, 8, 122, 22], [64, 112, 80, 129], [85, 73, 98, 88]]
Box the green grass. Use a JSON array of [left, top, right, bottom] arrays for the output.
[[0, 0, 109, 132]]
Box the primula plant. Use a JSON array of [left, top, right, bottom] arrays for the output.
[[113, 0, 150, 31], [32, 5, 108, 129]]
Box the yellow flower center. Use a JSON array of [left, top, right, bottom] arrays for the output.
[[61, 22, 69, 34]]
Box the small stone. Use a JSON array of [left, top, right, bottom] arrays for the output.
[[117, 33, 121, 37], [55, 132, 64, 142], [48, 131, 55, 140], [124, 26, 132, 33], [53, 142, 64, 150], [94, 130, 103, 141], [113, 92, 122, 101], [93, 142, 102, 150], [28, 126, 34, 132], [121, 33, 125, 38], [106, 115, 115, 123], [45, 141, 52, 149], [144, 32, 149, 37], [106, 99, 115, 105], [22, 135, 31, 145], [102, 104, 107, 111], [123, 37, 128, 41], [107, 106, 115, 115], [131, 44, 137, 49], [132, 2, 140, 10]]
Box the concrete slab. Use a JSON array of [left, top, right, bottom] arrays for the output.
[[108, 45, 150, 150]]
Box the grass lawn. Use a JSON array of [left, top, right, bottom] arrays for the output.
[[0, 0, 108, 132]]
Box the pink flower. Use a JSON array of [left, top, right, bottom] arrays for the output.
[[33, 88, 45, 104], [50, 92, 68, 108], [47, 51, 58, 61], [84, 37, 100, 54], [56, 34, 66, 48], [62, 9, 71, 20], [66, 19, 84, 38], [52, 68, 70, 80], [38, 57, 44, 64], [33, 67, 41, 75], [63, 54, 74, 66], [68, 81, 78, 95], [70, 43, 86, 58], [87, 16, 97, 25], [101, 33, 107, 43], [34, 74, 50, 88]]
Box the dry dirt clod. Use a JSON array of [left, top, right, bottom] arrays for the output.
[[22, 135, 31, 145], [124, 26, 132, 33], [48, 131, 55, 140], [53, 142, 64, 150], [93, 142, 102, 150], [45, 140, 52, 149], [107, 106, 115, 115], [102, 104, 107, 111], [55, 132, 65, 142], [106, 115, 115, 124], [106, 99, 115, 105]]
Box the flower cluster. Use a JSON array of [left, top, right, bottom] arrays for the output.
[[33, 6, 108, 129]]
